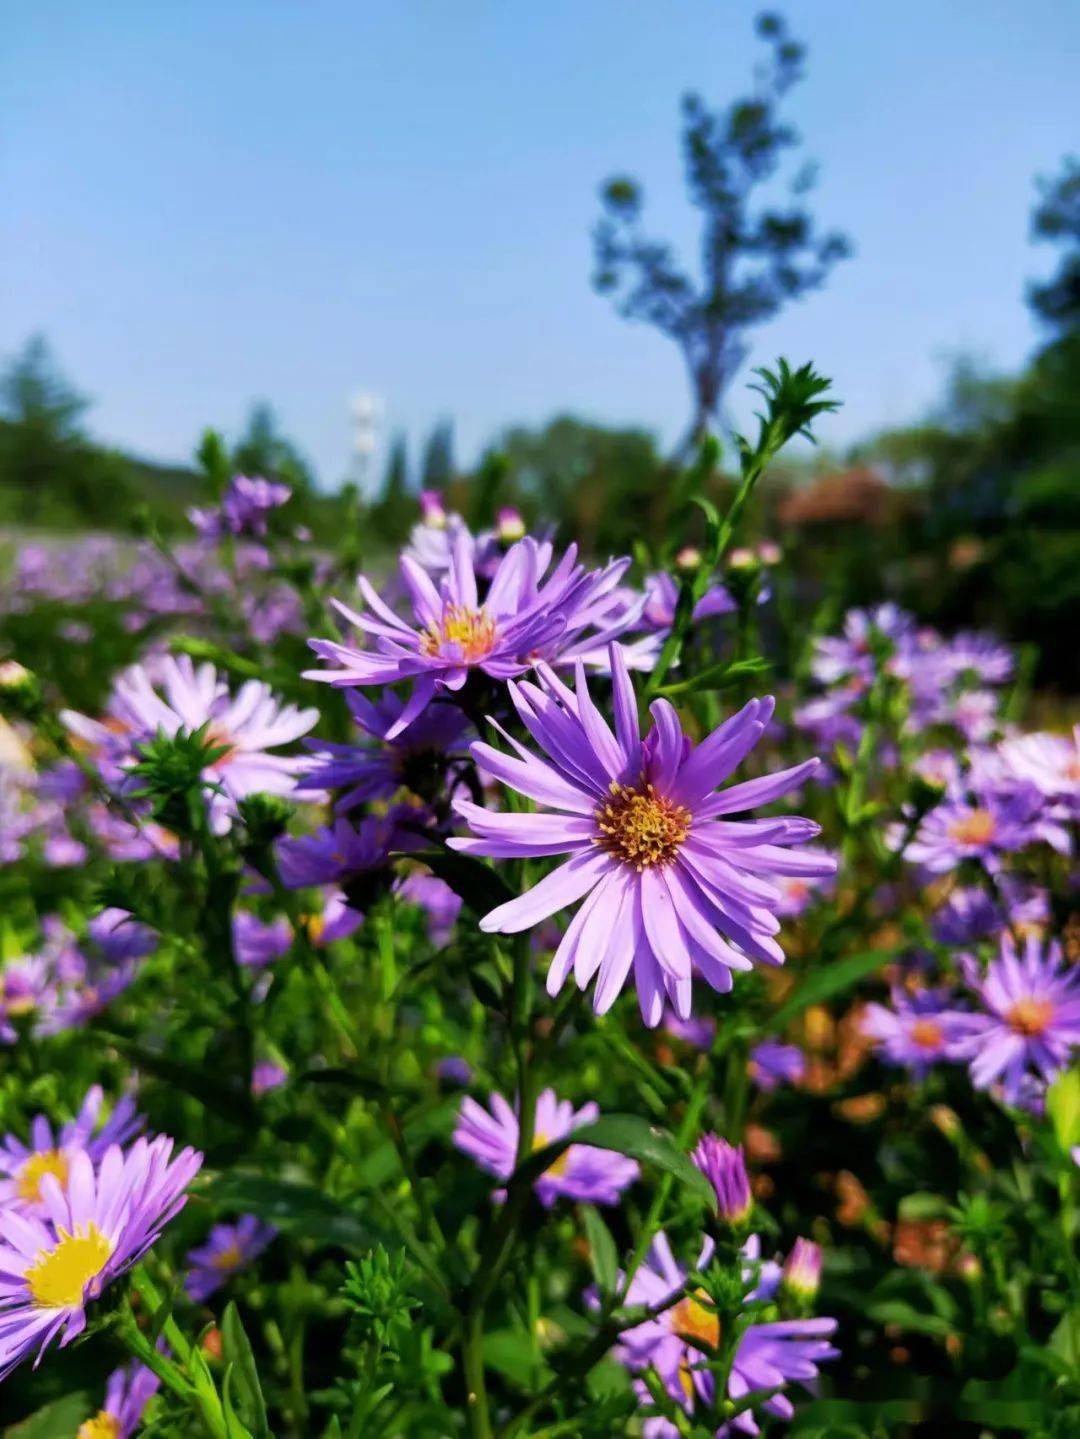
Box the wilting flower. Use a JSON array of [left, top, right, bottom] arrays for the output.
[[954, 935, 1080, 1104], [77, 1359, 160, 1439], [749, 1041, 806, 1092], [184, 1216, 277, 1302], [453, 1088, 638, 1207], [0, 1086, 143, 1213], [613, 1232, 838, 1437], [304, 533, 635, 736], [861, 988, 969, 1076], [232, 912, 292, 969], [63, 657, 317, 832], [452, 645, 832, 1025], [189, 473, 292, 540], [691, 1136, 752, 1226], [297, 692, 471, 812], [0, 1137, 202, 1380]]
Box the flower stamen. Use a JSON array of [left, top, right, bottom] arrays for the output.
[[595, 781, 690, 870], [419, 605, 498, 663]]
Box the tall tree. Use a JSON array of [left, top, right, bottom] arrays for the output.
[[371, 432, 413, 543], [420, 419, 455, 493], [592, 11, 849, 448], [0, 336, 135, 526], [232, 401, 315, 491], [1028, 156, 1080, 338]]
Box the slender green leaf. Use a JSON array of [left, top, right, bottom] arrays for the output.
[[221, 1302, 270, 1438], [581, 1205, 619, 1295], [769, 950, 895, 1031]]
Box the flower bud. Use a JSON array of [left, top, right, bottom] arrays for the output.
[[675, 545, 702, 572], [691, 1134, 752, 1228], [496, 507, 526, 542], [781, 1237, 822, 1302]]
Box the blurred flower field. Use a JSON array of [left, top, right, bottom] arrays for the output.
[[0, 361, 1077, 1438]]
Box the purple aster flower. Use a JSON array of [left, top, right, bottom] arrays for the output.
[[304, 533, 636, 736], [395, 869, 463, 947], [944, 631, 1014, 685], [0, 1136, 202, 1380], [296, 692, 471, 813], [277, 812, 421, 890], [79, 1359, 161, 1439], [189, 473, 292, 540], [251, 1061, 288, 1097], [451, 644, 833, 1026], [613, 1232, 838, 1438], [437, 1056, 474, 1086], [0, 956, 55, 1043], [403, 493, 471, 573], [954, 935, 1080, 1104], [691, 1136, 752, 1226], [904, 784, 1043, 873], [85, 908, 157, 965], [811, 604, 913, 687], [931, 886, 1003, 945], [453, 1088, 638, 1207], [311, 888, 365, 945], [861, 987, 969, 1076], [0, 1086, 143, 1213], [640, 573, 737, 632], [184, 1215, 277, 1302], [999, 726, 1080, 817], [64, 657, 317, 833], [748, 1041, 806, 1092], [662, 1010, 717, 1049], [233, 912, 292, 969]]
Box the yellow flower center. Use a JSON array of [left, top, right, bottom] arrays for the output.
[[595, 782, 690, 870], [77, 1413, 122, 1439], [419, 605, 498, 663], [909, 1020, 944, 1051], [16, 1149, 70, 1205], [211, 1241, 245, 1271], [25, 1222, 113, 1309], [1006, 997, 1054, 1037], [532, 1131, 570, 1178], [948, 808, 996, 847], [673, 1288, 720, 1350]]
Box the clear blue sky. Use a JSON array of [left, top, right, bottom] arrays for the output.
[[3, 1, 1077, 487]]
